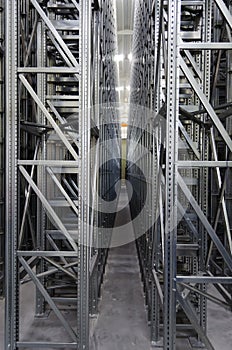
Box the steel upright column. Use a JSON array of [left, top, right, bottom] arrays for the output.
[[78, 0, 91, 348], [5, 1, 18, 348], [35, 18, 46, 318], [0, 0, 4, 297], [163, 1, 180, 348]]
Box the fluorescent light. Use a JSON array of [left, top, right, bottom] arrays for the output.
[[116, 86, 130, 92], [116, 86, 124, 92], [113, 54, 125, 62], [128, 53, 132, 62], [121, 126, 128, 139]]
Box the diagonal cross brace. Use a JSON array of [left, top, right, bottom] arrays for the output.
[[176, 290, 214, 350], [19, 256, 78, 342], [178, 173, 232, 272], [19, 165, 78, 252], [214, 0, 232, 31], [179, 56, 232, 153], [19, 75, 79, 160], [30, 0, 79, 68]]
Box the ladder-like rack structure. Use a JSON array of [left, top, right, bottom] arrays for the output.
[[5, 1, 120, 349], [128, 0, 232, 349]]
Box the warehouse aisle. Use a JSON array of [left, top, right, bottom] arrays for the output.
[[90, 185, 151, 350]]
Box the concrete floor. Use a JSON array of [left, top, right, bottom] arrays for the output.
[[90, 242, 151, 350], [0, 186, 232, 349], [90, 184, 151, 349]]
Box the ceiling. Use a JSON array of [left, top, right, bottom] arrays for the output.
[[115, 0, 135, 136]]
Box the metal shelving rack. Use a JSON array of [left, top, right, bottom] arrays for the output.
[[5, 0, 119, 349], [128, 0, 232, 349]]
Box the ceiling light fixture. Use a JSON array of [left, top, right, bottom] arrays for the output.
[[116, 86, 124, 92], [113, 54, 125, 62]]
